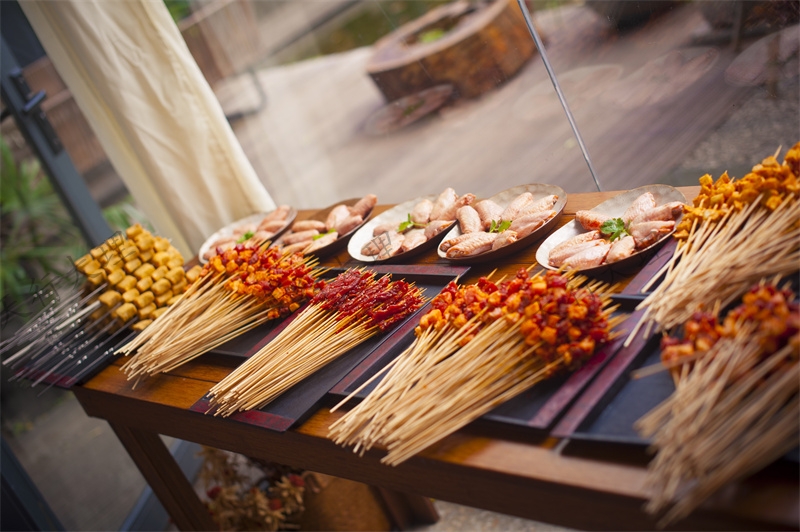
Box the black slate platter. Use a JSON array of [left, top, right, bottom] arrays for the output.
[[189, 264, 468, 432]]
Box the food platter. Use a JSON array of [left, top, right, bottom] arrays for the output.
[[437, 183, 566, 264], [348, 195, 455, 263], [536, 185, 686, 274], [198, 208, 296, 263], [273, 198, 374, 258]]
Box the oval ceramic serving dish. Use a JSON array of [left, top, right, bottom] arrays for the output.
[[536, 184, 687, 275], [437, 183, 567, 264], [273, 198, 374, 258], [348, 195, 455, 263], [198, 207, 296, 263]]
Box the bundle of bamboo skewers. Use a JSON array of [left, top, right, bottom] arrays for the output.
[[627, 142, 800, 345], [636, 280, 799, 526], [206, 268, 427, 416], [1, 223, 194, 388], [120, 245, 321, 381], [329, 268, 621, 466]]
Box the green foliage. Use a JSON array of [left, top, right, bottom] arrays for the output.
[[102, 198, 152, 234], [600, 217, 629, 242], [164, 0, 192, 22], [0, 137, 83, 311]]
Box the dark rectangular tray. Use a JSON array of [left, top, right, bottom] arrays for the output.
[[328, 275, 662, 433], [189, 264, 469, 432]]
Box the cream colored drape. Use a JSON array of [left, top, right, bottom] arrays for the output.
[[20, 0, 276, 257]]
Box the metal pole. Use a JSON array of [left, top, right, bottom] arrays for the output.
[[516, 0, 603, 192]]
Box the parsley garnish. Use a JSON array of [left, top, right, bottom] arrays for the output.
[[236, 231, 254, 243], [489, 219, 511, 233], [398, 214, 427, 232], [600, 218, 629, 242], [312, 229, 336, 240]]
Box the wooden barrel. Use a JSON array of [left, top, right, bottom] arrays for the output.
[[365, 0, 537, 102]]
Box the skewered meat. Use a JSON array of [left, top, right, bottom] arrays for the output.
[[563, 241, 611, 269], [457, 205, 483, 234], [622, 192, 657, 225], [518, 194, 558, 217], [629, 220, 675, 248], [500, 192, 534, 222], [492, 230, 518, 250], [606, 235, 636, 263], [445, 232, 496, 258], [472, 199, 504, 230], [575, 210, 611, 231], [350, 194, 377, 218], [410, 199, 434, 224]]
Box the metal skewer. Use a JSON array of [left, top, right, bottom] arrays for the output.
[[515, 0, 603, 192]]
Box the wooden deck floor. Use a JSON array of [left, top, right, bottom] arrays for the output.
[[218, 2, 789, 210]]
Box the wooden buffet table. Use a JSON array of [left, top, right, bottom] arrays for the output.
[[73, 186, 800, 531]]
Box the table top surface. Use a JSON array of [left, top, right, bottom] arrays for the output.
[[74, 186, 800, 531]]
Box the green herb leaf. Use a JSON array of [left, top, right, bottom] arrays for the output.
[[312, 229, 336, 240], [599, 218, 629, 242], [489, 219, 511, 233], [236, 231, 254, 243]]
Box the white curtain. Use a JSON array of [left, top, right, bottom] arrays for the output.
[[21, 0, 276, 257]]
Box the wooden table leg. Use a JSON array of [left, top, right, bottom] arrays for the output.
[[370, 486, 439, 530], [109, 422, 217, 531]]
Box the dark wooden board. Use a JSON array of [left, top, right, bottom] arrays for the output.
[[189, 264, 469, 431]]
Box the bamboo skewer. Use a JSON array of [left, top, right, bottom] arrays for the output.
[[207, 269, 426, 417], [329, 270, 616, 465]]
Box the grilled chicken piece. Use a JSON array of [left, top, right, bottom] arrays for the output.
[[349, 194, 377, 218], [549, 239, 606, 267], [457, 205, 483, 234], [509, 210, 554, 238], [326, 204, 351, 231], [622, 192, 657, 226], [304, 231, 339, 253], [292, 220, 326, 232], [472, 199, 504, 230], [401, 229, 427, 252], [440, 232, 476, 253], [630, 201, 684, 225], [492, 230, 518, 250], [435, 193, 477, 222], [549, 230, 603, 257], [518, 194, 558, 217], [282, 229, 319, 245], [575, 210, 611, 231], [429, 188, 459, 221], [335, 214, 363, 235], [425, 220, 452, 240], [259, 219, 288, 233], [501, 192, 534, 222], [563, 241, 611, 269], [410, 199, 434, 224], [445, 232, 496, 258], [263, 205, 291, 222], [629, 220, 675, 249], [606, 235, 636, 263], [362, 230, 405, 257]]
